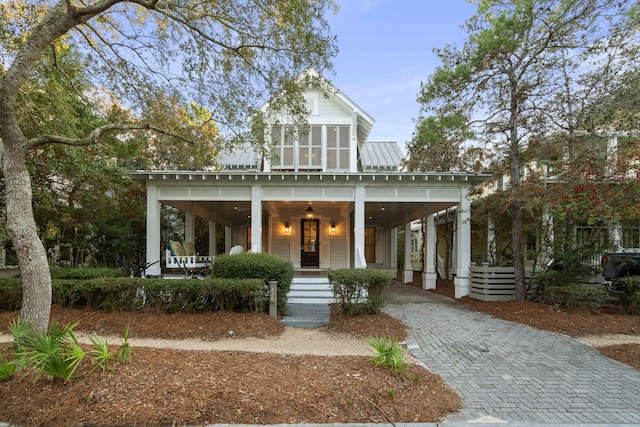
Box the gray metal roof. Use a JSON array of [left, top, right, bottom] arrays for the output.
[[360, 141, 404, 171], [217, 146, 260, 170]]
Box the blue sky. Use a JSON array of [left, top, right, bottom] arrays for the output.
[[326, 1, 478, 153]]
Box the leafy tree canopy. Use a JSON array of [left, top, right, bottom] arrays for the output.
[[0, 0, 338, 332]]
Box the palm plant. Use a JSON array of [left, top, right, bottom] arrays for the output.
[[366, 336, 406, 375], [12, 321, 85, 382], [88, 334, 114, 373], [118, 324, 134, 364]]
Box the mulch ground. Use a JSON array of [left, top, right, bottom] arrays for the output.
[[0, 304, 455, 426]]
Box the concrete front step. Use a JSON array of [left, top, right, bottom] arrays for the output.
[[287, 277, 334, 304], [281, 303, 330, 328]]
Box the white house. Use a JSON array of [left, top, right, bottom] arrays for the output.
[[131, 70, 490, 299]]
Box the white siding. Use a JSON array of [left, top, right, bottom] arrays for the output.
[[328, 218, 349, 269]]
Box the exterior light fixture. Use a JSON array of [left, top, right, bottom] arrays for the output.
[[305, 205, 314, 219], [330, 221, 336, 234], [284, 222, 290, 234]]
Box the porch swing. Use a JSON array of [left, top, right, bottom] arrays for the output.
[[165, 240, 213, 270]]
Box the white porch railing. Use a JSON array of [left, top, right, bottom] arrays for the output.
[[165, 250, 213, 269]]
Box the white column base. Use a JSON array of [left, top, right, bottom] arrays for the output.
[[403, 269, 413, 284], [423, 272, 437, 290], [146, 264, 161, 277], [454, 276, 469, 298]]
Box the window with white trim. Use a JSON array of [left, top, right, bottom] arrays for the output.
[[298, 126, 322, 169], [270, 124, 350, 171], [272, 125, 295, 169], [326, 125, 350, 171]]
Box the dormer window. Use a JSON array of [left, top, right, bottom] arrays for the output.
[[326, 125, 350, 171], [298, 126, 322, 169], [271, 124, 350, 172], [272, 125, 295, 169]]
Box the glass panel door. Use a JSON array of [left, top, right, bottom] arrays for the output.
[[300, 219, 320, 267]]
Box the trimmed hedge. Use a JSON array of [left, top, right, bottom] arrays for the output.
[[328, 269, 393, 315], [50, 267, 124, 280], [0, 277, 265, 313], [211, 252, 293, 313]]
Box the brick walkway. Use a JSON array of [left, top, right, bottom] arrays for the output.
[[382, 282, 640, 424]]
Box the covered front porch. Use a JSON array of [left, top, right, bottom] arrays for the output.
[[132, 171, 488, 298]]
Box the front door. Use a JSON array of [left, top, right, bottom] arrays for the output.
[[300, 219, 320, 267]]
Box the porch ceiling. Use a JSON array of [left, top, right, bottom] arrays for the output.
[[163, 199, 459, 228]]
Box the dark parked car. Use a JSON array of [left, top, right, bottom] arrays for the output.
[[601, 252, 640, 290]]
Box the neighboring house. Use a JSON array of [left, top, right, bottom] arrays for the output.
[[132, 69, 490, 298], [419, 132, 640, 275]]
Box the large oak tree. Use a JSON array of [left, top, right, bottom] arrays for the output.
[[0, 0, 337, 332]]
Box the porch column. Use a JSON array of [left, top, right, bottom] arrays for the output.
[[423, 214, 437, 290], [390, 227, 398, 277], [225, 226, 232, 254], [145, 185, 162, 277], [251, 185, 262, 253], [403, 221, 413, 283], [185, 211, 195, 244], [454, 189, 471, 298], [209, 220, 217, 256], [354, 185, 366, 268]]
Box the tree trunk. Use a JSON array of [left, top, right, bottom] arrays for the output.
[[3, 144, 52, 333], [510, 77, 527, 301], [512, 199, 527, 301], [0, 0, 84, 333]]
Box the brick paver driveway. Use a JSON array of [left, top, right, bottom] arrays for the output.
[[382, 281, 640, 424]]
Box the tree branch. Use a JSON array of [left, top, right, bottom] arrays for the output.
[[26, 122, 196, 149]]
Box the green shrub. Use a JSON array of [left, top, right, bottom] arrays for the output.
[[118, 325, 133, 364], [0, 279, 22, 310], [328, 269, 393, 315], [1, 274, 268, 314], [7, 319, 133, 383], [615, 276, 640, 314], [367, 336, 405, 375], [1, 260, 287, 314], [532, 248, 600, 296], [50, 267, 124, 280], [545, 285, 609, 312], [211, 253, 293, 313], [11, 320, 86, 382], [210, 278, 265, 312], [54, 277, 265, 313]]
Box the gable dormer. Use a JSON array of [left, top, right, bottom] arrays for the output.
[[263, 69, 375, 173]]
